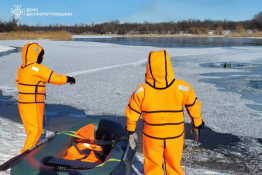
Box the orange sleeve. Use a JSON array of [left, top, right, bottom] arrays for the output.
[[125, 85, 144, 132], [185, 85, 203, 127], [48, 71, 68, 85], [33, 64, 67, 85]]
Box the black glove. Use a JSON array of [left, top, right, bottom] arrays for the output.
[[67, 76, 75, 85]]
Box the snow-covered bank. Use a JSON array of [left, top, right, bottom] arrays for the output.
[[0, 40, 262, 174], [73, 35, 115, 39]]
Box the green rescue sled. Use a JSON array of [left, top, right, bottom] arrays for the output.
[[10, 119, 137, 175]]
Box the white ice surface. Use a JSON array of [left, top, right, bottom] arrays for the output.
[[0, 40, 260, 138], [0, 40, 262, 174], [0, 45, 15, 53]]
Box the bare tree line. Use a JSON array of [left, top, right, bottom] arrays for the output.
[[1, 12, 262, 34]]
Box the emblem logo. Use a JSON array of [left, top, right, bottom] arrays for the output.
[[11, 5, 25, 19]]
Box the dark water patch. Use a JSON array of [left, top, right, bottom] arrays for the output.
[[246, 104, 262, 112], [248, 80, 262, 90], [0, 46, 22, 58], [200, 62, 262, 107], [201, 75, 262, 104], [259, 138, 262, 144], [200, 74, 247, 94], [201, 71, 246, 77], [0, 90, 17, 105], [74, 37, 262, 48], [201, 62, 252, 69]]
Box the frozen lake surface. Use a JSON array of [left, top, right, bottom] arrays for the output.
[[0, 39, 262, 174]]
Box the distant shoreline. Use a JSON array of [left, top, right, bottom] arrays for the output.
[[0, 31, 262, 40]]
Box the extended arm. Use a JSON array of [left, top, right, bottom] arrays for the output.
[[33, 64, 71, 85]]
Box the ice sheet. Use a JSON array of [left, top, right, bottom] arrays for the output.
[[0, 40, 262, 174]]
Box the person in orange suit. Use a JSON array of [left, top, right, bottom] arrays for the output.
[[125, 50, 204, 175], [16, 43, 76, 153]]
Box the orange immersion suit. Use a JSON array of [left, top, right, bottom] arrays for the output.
[[125, 50, 204, 175], [16, 43, 68, 153], [64, 124, 103, 163]]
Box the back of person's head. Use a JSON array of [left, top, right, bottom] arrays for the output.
[[145, 50, 175, 88], [21, 43, 44, 67]]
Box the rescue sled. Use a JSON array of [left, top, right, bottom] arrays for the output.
[[10, 119, 137, 175]]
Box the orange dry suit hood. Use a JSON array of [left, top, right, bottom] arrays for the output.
[[21, 43, 45, 67], [146, 50, 175, 88]]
